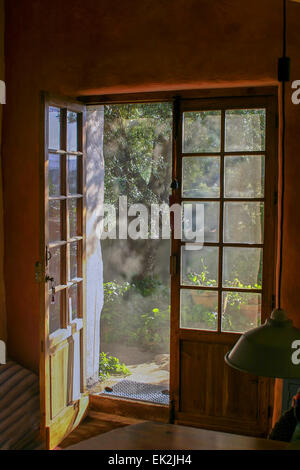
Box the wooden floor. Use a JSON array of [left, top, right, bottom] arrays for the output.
[[60, 394, 170, 449], [59, 410, 145, 449]]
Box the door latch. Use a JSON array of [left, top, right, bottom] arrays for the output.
[[45, 246, 52, 267], [45, 275, 56, 304], [170, 179, 179, 190]]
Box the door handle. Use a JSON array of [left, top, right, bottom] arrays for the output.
[[45, 276, 56, 304]]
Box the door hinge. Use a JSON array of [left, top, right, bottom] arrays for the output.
[[170, 179, 180, 191], [170, 255, 178, 276], [35, 261, 43, 283]]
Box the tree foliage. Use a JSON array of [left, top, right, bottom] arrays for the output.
[[103, 103, 172, 207]]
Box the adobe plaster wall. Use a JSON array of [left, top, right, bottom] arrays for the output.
[[2, 0, 300, 372]]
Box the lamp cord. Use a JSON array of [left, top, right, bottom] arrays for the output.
[[278, 0, 287, 310]]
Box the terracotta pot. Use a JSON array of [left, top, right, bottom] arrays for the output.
[[191, 290, 216, 309], [240, 304, 258, 321]]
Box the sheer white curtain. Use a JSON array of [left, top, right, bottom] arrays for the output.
[[0, 0, 6, 344], [86, 106, 105, 385]]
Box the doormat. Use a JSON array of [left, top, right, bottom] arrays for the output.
[[101, 380, 169, 405]]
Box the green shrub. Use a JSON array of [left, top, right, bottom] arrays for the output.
[[131, 275, 162, 297], [99, 352, 131, 382], [101, 278, 170, 352], [101, 274, 262, 352], [103, 281, 131, 303]]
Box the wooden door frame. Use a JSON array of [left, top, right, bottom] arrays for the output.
[[39, 92, 88, 448], [77, 86, 279, 430], [83, 96, 175, 422], [169, 92, 278, 435]]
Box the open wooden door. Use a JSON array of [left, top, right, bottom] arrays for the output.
[[170, 92, 278, 436], [40, 94, 88, 449]]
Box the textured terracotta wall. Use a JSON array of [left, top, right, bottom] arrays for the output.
[[0, 0, 6, 344], [2, 0, 300, 372]]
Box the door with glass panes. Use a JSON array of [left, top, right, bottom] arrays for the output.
[[40, 95, 88, 450], [170, 95, 277, 436]]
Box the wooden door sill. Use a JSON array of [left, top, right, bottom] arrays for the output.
[[89, 394, 170, 423]]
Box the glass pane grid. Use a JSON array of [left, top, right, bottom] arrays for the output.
[[49, 106, 62, 151], [67, 111, 79, 152], [49, 291, 61, 334], [49, 289, 67, 334], [180, 289, 218, 331], [225, 108, 266, 152], [67, 198, 82, 240], [68, 282, 82, 321], [182, 110, 221, 154], [49, 200, 65, 243], [48, 105, 83, 334], [180, 106, 266, 334], [182, 156, 220, 199], [68, 240, 82, 281], [67, 154, 82, 195], [180, 246, 219, 288]]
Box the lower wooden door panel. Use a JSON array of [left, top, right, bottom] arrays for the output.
[[46, 395, 89, 449], [176, 339, 273, 437]]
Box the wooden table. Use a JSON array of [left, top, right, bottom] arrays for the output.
[[67, 421, 287, 450]]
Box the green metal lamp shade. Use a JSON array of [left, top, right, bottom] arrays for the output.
[[225, 309, 300, 378]]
